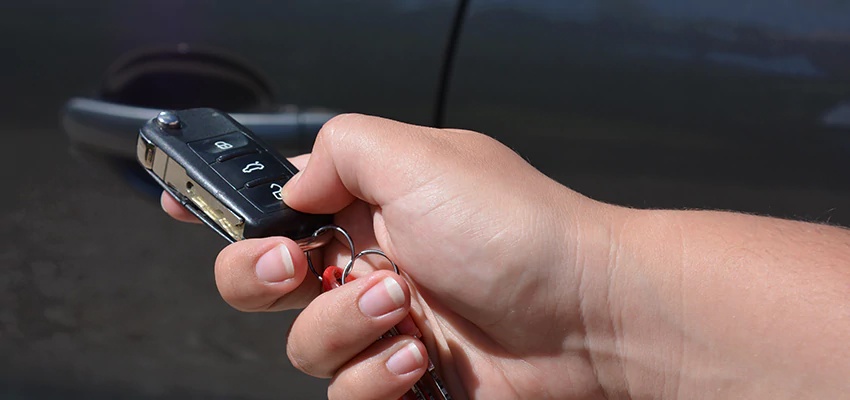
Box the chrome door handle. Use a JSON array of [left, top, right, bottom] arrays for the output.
[[62, 98, 336, 159]]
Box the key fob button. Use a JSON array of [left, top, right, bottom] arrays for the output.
[[189, 131, 259, 163], [139, 108, 333, 243], [213, 153, 290, 189], [239, 176, 292, 213]]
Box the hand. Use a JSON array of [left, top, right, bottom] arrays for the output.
[[164, 114, 850, 399], [162, 114, 618, 399]]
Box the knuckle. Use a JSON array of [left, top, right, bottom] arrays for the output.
[[318, 325, 349, 355], [311, 301, 350, 354], [285, 339, 313, 376], [213, 242, 246, 276], [443, 127, 477, 136], [317, 113, 390, 156], [213, 251, 240, 300], [213, 253, 248, 297], [318, 113, 366, 142], [285, 297, 352, 378], [326, 377, 349, 400], [286, 336, 333, 378], [212, 240, 278, 312], [224, 294, 272, 313], [216, 283, 261, 313]]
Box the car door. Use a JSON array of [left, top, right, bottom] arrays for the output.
[[444, 0, 850, 225], [2, 1, 459, 398]]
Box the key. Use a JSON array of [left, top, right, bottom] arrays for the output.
[[140, 109, 453, 398], [322, 266, 452, 400], [137, 109, 333, 250]]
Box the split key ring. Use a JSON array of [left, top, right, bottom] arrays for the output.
[[305, 225, 398, 281]]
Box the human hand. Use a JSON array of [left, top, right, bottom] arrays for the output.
[[163, 113, 850, 399], [161, 114, 620, 399]]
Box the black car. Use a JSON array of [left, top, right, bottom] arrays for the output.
[[4, 1, 850, 398]]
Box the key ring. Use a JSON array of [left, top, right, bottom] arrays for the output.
[[306, 225, 355, 281], [306, 225, 398, 282], [305, 225, 451, 399], [342, 249, 399, 284]]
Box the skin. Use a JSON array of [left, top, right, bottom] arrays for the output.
[[163, 114, 850, 399]]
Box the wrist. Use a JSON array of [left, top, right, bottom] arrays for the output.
[[572, 205, 686, 398]]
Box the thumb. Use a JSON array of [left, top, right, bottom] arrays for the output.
[[281, 114, 443, 214]]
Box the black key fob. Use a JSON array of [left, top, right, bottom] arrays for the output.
[[137, 108, 333, 250]]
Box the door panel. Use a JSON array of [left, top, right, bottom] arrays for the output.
[[1, 1, 456, 398], [2, 0, 456, 128], [445, 0, 850, 223]]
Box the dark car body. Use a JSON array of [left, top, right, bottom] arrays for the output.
[[3, 1, 850, 398]]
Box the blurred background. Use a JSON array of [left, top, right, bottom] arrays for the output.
[[3, 0, 850, 398]]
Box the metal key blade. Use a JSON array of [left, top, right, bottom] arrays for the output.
[[424, 361, 452, 400], [408, 384, 429, 400]]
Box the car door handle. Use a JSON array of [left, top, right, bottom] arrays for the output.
[[62, 97, 336, 159]]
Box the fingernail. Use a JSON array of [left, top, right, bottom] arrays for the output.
[[386, 342, 424, 376], [255, 244, 295, 283], [280, 171, 301, 201], [359, 277, 405, 317]]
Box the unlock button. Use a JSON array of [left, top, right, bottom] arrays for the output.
[[239, 177, 292, 212]]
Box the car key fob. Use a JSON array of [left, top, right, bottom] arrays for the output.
[[137, 108, 333, 250]]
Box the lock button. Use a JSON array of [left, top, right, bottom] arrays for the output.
[[239, 175, 292, 212], [189, 132, 259, 163]]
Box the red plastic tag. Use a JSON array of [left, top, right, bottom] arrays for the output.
[[321, 266, 347, 292]]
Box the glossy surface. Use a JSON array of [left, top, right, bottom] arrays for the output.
[[155, 111, 181, 128], [446, 0, 850, 220], [1, 2, 456, 399], [4, 0, 850, 398], [2, 0, 457, 128]]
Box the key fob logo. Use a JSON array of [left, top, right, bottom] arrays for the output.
[[242, 161, 265, 174], [270, 183, 283, 201]]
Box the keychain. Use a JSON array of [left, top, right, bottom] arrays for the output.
[[307, 225, 453, 400], [136, 109, 452, 399]]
